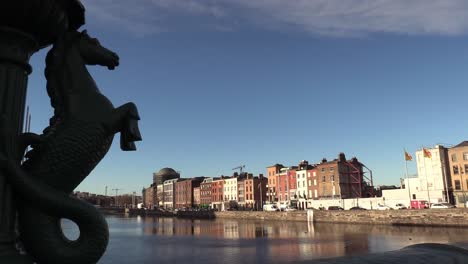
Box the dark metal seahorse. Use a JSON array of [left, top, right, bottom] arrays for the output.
[[0, 30, 141, 264]]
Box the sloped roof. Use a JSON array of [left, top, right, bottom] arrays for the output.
[[452, 141, 468, 148]]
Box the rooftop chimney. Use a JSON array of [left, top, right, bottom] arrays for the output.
[[339, 153, 346, 162]]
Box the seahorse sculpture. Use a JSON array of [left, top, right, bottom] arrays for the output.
[[0, 30, 141, 264]]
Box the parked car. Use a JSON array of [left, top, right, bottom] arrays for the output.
[[278, 203, 289, 211], [349, 206, 366, 210], [410, 200, 429, 209], [430, 203, 455, 209], [284, 207, 297, 212], [376, 204, 392, 210], [328, 206, 344, 210], [394, 203, 407, 210], [263, 204, 280, 211]]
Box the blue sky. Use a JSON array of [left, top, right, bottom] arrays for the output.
[[26, 0, 468, 195]]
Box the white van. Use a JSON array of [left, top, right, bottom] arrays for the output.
[[263, 204, 279, 211]]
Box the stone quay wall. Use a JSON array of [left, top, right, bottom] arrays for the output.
[[215, 209, 468, 227], [215, 211, 307, 222], [312, 209, 468, 227]]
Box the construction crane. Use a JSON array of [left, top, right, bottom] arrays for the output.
[[232, 165, 246, 175], [112, 188, 123, 196], [112, 188, 123, 207]]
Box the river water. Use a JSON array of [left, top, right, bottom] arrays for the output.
[[62, 215, 468, 263]]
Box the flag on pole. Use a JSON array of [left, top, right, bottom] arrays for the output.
[[404, 150, 413, 161], [423, 148, 432, 158]]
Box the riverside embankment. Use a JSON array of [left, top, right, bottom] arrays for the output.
[[215, 209, 468, 227]]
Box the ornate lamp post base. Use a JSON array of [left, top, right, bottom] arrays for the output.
[[0, 26, 38, 264]]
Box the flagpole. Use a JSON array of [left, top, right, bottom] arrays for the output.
[[422, 147, 431, 204], [286, 168, 289, 206], [404, 150, 411, 206]]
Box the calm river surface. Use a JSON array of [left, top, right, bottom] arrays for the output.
[[63, 215, 468, 263]]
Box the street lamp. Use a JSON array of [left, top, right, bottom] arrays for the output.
[[459, 165, 466, 207], [259, 180, 263, 211]]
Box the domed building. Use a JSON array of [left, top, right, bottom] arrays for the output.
[[153, 167, 180, 185]]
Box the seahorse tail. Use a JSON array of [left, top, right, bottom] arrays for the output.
[[18, 202, 108, 264], [2, 159, 109, 264]]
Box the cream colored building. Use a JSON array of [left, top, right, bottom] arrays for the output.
[[296, 169, 308, 210], [415, 145, 450, 203], [193, 187, 200, 207], [163, 178, 178, 209], [156, 184, 164, 207], [224, 177, 238, 202]]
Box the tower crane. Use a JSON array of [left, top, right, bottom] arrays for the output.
[[112, 188, 123, 196], [232, 165, 246, 175], [112, 188, 123, 207]]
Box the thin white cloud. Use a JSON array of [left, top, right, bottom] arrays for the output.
[[80, 0, 468, 36], [82, 0, 165, 36], [149, 0, 226, 18], [237, 0, 468, 36]]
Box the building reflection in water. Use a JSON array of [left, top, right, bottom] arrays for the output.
[[101, 215, 468, 263]]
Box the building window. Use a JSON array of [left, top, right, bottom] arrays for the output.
[[452, 154, 457, 162], [464, 153, 468, 161], [330, 167, 334, 172], [314, 179, 317, 186], [455, 180, 461, 190], [331, 175, 334, 182], [321, 168, 325, 172], [322, 176, 326, 182], [453, 166, 459, 175]]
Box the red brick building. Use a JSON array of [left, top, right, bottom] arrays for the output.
[[143, 185, 155, 209], [307, 168, 319, 200], [211, 178, 224, 210], [315, 153, 367, 199], [245, 174, 267, 210], [277, 168, 297, 203], [267, 164, 283, 202], [175, 177, 205, 209], [200, 178, 213, 208]]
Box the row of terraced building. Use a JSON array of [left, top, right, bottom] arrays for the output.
[[142, 152, 373, 211], [142, 168, 268, 211]]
